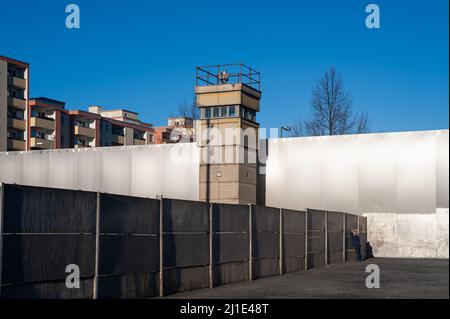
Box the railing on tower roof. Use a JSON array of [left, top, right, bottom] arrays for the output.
[[196, 63, 261, 91]]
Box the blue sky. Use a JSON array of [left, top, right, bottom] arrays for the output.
[[0, 0, 448, 131]]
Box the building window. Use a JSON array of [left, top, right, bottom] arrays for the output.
[[240, 106, 256, 122], [201, 105, 243, 119], [212, 107, 220, 118], [221, 106, 227, 117], [229, 106, 236, 117]]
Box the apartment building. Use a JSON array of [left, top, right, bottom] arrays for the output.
[[29, 97, 69, 149], [153, 116, 195, 144], [27, 99, 154, 150], [0, 56, 29, 152], [88, 106, 153, 146]]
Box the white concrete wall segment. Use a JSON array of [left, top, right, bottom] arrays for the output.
[[0, 143, 200, 201], [366, 209, 449, 258], [266, 130, 448, 215]]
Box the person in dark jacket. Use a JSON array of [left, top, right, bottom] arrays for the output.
[[351, 229, 362, 262], [366, 242, 375, 259]]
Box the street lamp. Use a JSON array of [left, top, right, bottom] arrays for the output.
[[280, 126, 291, 138]]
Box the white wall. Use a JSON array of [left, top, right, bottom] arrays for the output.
[[0, 143, 200, 201], [264, 130, 449, 258], [366, 209, 449, 258], [265, 130, 448, 215]]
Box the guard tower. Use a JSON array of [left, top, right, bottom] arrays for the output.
[[195, 64, 261, 204]]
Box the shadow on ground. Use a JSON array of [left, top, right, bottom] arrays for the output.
[[164, 258, 449, 299]]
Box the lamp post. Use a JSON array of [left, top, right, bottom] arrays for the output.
[[280, 126, 291, 138]]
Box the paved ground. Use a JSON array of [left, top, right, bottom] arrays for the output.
[[166, 258, 449, 299]]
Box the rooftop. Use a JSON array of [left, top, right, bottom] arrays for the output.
[[30, 97, 66, 106], [196, 63, 261, 91], [0, 55, 29, 67]]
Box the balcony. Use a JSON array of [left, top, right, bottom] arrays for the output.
[[133, 138, 146, 145], [8, 97, 26, 110], [7, 118, 26, 131], [7, 139, 26, 151], [30, 137, 54, 149], [74, 125, 95, 138], [30, 117, 55, 130], [112, 134, 124, 145], [8, 75, 27, 90]]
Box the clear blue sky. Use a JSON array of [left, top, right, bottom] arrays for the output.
[[1, 0, 448, 132]]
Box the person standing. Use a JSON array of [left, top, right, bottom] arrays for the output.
[[351, 229, 362, 262]]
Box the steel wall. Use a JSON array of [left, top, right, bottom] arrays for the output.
[[327, 211, 345, 265], [282, 209, 306, 273], [1, 185, 96, 299], [162, 198, 210, 294], [307, 209, 326, 269], [345, 214, 359, 261], [0, 184, 366, 299], [98, 194, 160, 298], [212, 203, 249, 285], [252, 206, 280, 279]]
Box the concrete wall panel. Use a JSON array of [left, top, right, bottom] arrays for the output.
[[163, 199, 209, 233], [366, 209, 449, 258], [213, 203, 249, 232], [2, 234, 95, 284], [99, 235, 159, 275], [163, 266, 209, 295], [252, 259, 279, 279], [98, 272, 159, 299], [101, 194, 159, 234], [3, 184, 96, 233], [213, 261, 249, 286], [283, 209, 306, 233], [0, 143, 200, 201], [253, 205, 279, 232], [266, 130, 448, 214], [1, 279, 93, 299], [213, 233, 249, 264], [163, 234, 209, 268]]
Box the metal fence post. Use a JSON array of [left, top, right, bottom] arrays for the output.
[[343, 213, 346, 263], [248, 204, 253, 281], [93, 192, 101, 299], [357, 215, 360, 233], [209, 203, 213, 288], [159, 196, 164, 297], [279, 208, 283, 276], [305, 210, 308, 270], [324, 211, 328, 266], [0, 183, 4, 298]]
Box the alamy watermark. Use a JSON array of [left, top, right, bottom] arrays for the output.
[[365, 264, 380, 288], [65, 4, 80, 29], [365, 4, 381, 29], [65, 264, 80, 289], [63, 4, 379, 30]]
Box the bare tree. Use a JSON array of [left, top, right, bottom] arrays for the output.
[[356, 110, 369, 134], [288, 117, 304, 137], [176, 95, 199, 120], [304, 67, 369, 136]]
